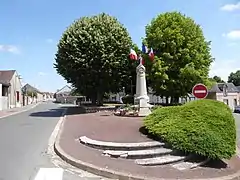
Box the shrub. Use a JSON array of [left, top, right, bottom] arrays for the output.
[[144, 99, 236, 159], [122, 95, 134, 104], [151, 105, 163, 111]]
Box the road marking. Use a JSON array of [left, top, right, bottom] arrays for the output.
[[194, 90, 207, 93], [34, 168, 63, 180]]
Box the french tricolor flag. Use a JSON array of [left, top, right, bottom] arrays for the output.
[[142, 44, 148, 53], [129, 49, 138, 60], [148, 48, 154, 61]]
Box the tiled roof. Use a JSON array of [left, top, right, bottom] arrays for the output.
[[0, 70, 15, 86], [56, 85, 72, 95], [22, 83, 41, 93], [236, 86, 240, 92], [209, 83, 238, 93]]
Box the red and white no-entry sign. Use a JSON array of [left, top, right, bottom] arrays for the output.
[[192, 84, 208, 99]]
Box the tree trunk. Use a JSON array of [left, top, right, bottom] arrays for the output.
[[170, 96, 179, 104], [165, 96, 169, 104], [91, 95, 97, 105], [97, 92, 103, 106]]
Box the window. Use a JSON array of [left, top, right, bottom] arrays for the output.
[[234, 99, 237, 107], [16, 91, 20, 102], [2, 86, 8, 96], [223, 99, 229, 105]]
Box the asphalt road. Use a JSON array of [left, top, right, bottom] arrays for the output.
[[0, 102, 106, 180]]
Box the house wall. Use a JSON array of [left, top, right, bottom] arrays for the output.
[[37, 93, 44, 102], [0, 84, 2, 110], [0, 84, 9, 110], [216, 92, 239, 111], [9, 71, 22, 108], [238, 92, 240, 105]]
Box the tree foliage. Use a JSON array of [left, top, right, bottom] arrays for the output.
[[210, 76, 225, 83], [26, 91, 37, 97], [54, 13, 134, 105], [144, 12, 213, 102], [228, 70, 240, 86]]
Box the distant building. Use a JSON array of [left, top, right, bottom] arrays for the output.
[[55, 85, 72, 103], [42, 92, 54, 100], [22, 83, 44, 105], [0, 70, 22, 110], [55, 85, 87, 104], [207, 83, 239, 110]]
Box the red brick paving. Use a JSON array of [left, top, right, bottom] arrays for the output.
[[58, 107, 240, 179]]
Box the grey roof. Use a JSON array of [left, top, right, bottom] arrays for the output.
[[236, 86, 240, 92], [0, 70, 15, 86], [55, 85, 72, 95], [22, 84, 41, 93], [209, 83, 238, 93]]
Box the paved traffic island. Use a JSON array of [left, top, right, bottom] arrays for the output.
[[54, 106, 240, 180]]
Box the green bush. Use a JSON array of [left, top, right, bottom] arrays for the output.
[[122, 95, 134, 104], [144, 99, 236, 159]]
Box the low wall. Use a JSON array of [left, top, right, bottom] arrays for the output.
[[82, 106, 116, 113], [0, 96, 8, 110]]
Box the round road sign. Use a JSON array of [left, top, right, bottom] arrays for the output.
[[192, 84, 208, 99]]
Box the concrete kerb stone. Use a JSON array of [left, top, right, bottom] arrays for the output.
[[54, 111, 240, 180]]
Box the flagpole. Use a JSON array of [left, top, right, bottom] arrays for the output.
[[139, 54, 143, 65]]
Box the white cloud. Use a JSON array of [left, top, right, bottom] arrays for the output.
[[38, 72, 47, 76], [46, 39, 54, 43], [0, 45, 20, 54], [220, 2, 240, 11], [222, 30, 240, 40], [209, 59, 240, 81]]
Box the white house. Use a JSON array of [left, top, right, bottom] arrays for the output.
[[55, 85, 73, 103], [0, 70, 22, 110], [207, 83, 239, 111]]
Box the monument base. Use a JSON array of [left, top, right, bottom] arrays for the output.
[[137, 96, 152, 117], [138, 107, 151, 116]]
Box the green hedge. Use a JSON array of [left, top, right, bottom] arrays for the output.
[[122, 95, 134, 104], [144, 99, 236, 159]]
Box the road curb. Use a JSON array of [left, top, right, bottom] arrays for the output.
[[0, 102, 41, 119], [54, 114, 240, 180]]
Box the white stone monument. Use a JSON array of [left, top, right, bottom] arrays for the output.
[[135, 56, 152, 116]]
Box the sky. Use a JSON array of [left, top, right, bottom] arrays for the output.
[[0, 0, 240, 92]]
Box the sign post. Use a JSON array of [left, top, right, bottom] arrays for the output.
[[192, 84, 208, 99]]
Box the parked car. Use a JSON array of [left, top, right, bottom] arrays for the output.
[[234, 106, 240, 113]]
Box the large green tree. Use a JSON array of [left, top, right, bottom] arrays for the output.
[[144, 12, 213, 103], [211, 75, 225, 83], [54, 13, 134, 105], [228, 70, 240, 86]]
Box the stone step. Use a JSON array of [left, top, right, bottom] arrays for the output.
[[79, 136, 165, 150], [103, 148, 173, 159], [171, 158, 210, 170], [135, 155, 188, 166]]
